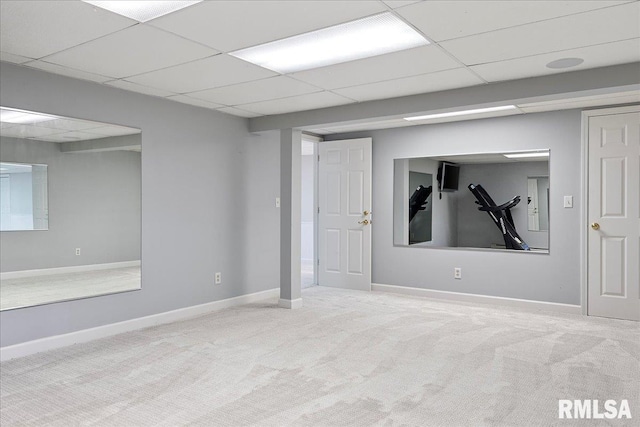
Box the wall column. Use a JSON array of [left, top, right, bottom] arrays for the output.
[[279, 128, 302, 309]]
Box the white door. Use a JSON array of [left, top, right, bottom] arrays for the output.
[[318, 138, 372, 291], [587, 109, 640, 321], [527, 177, 539, 230]]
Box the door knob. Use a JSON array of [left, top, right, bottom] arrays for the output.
[[591, 223, 600, 230], [358, 219, 370, 225], [363, 210, 371, 216]]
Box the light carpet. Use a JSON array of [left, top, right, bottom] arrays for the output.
[[1, 287, 638, 426]]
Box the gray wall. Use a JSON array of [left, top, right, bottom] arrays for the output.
[[456, 161, 549, 250], [327, 110, 582, 305], [1, 136, 141, 271], [0, 62, 280, 347]]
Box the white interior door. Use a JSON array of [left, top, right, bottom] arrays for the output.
[[318, 138, 372, 291], [527, 177, 539, 230], [587, 109, 640, 321]]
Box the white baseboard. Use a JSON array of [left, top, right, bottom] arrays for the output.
[[372, 283, 581, 315], [278, 298, 303, 309], [0, 287, 279, 362], [1, 260, 142, 280]]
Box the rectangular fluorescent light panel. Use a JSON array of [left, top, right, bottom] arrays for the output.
[[404, 105, 518, 121], [83, 1, 202, 22], [0, 108, 57, 124], [503, 152, 550, 159], [230, 13, 429, 74]]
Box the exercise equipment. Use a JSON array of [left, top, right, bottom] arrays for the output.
[[409, 185, 432, 222], [468, 184, 530, 250]]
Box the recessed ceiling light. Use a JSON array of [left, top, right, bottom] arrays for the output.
[[0, 108, 57, 124], [546, 58, 584, 69], [229, 12, 429, 74], [82, 1, 203, 22], [404, 105, 517, 121], [503, 151, 549, 159]]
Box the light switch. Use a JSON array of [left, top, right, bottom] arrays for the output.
[[563, 196, 573, 208], [275, 197, 280, 208]]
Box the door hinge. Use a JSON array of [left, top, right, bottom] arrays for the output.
[[317, 207, 320, 214], [317, 154, 320, 162]]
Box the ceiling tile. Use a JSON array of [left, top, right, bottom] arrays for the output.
[[290, 45, 461, 90], [397, 1, 629, 42], [150, 1, 387, 52], [0, 0, 135, 58], [217, 107, 263, 119], [0, 51, 32, 64], [238, 92, 355, 115], [104, 80, 177, 98], [471, 38, 640, 82], [1, 125, 66, 139], [440, 2, 640, 65], [34, 118, 107, 132], [89, 125, 142, 137], [333, 68, 484, 102], [166, 95, 224, 110], [126, 54, 277, 94], [31, 130, 108, 143], [24, 61, 112, 83], [42, 25, 217, 79], [382, 1, 423, 9], [187, 76, 321, 106]]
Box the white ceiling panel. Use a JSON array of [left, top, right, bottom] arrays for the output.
[[126, 54, 277, 94], [166, 95, 224, 110], [397, 1, 629, 42], [290, 45, 462, 90], [89, 125, 142, 137], [30, 130, 108, 143], [24, 61, 112, 83], [1, 125, 65, 139], [105, 80, 177, 98], [217, 107, 263, 119], [238, 92, 355, 115], [187, 76, 321, 106], [0, 0, 135, 58], [34, 118, 106, 132], [0, 51, 32, 64], [382, 1, 423, 9], [471, 38, 640, 82], [333, 68, 484, 102], [440, 2, 640, 65], [149, 1, 387, 52], [42, 25, 217, 79]]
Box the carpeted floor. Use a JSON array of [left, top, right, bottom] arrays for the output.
[[1, 287, 638, 426]]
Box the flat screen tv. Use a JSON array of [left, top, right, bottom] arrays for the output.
[[437, 162, 460, 192]]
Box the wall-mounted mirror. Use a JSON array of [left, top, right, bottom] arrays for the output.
[[0, 107, 142, 310], [394, 150, 550, 252]]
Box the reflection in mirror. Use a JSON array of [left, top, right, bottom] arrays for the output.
[[527, 176, 549, 231], [0, 162, 48, 231], [394, 159, 434, 246], [0, 107, 142, 310], [393, 150, 550, 252]]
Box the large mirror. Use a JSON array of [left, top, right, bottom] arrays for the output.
[[394, 150, 549, 252], [0, 107, 141, 310]]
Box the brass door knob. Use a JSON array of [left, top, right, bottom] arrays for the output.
[[591, 223, 600, 230], [363, 210, 371, 216], [358, 219, 370, 225]]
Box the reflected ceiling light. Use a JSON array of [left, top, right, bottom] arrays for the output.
[[503, 152, 550, 159], [230, 12, 429, 74], [404, 105, 517, 121], [83, 1, 202, 22], [0, 108, 57, 124]]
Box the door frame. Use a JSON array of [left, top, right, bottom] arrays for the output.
[[580, 104, 640, 316], [302, 132, 322, 286]]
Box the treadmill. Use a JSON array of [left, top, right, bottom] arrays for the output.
[[468, 183, 530, 250]]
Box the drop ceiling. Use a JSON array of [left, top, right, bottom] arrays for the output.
[[1, 0, 639, 124]]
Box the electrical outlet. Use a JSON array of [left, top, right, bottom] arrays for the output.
[[275, 197, 281, 208], [454, 267, 462, 279], [75, 248, 81, 256], [215, 272, 222, 285]]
